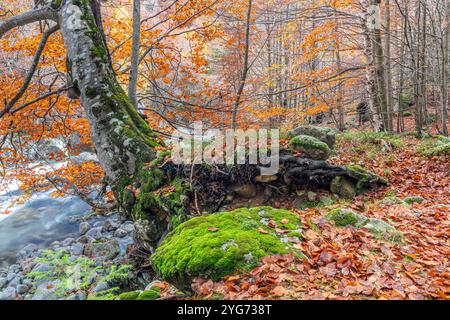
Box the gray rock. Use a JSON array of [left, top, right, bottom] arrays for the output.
[[32, 281, 62, 300], [330, 176, 357, 199], [32, 263, 52, 273], [84, 239, 120, 262], [0, 287, 17, 300], [77, 235, 94, 244], [7, 276, 21, 288], [22, 278, 33, 287], [231, 184, 257, 198], [22, 243, 38, 254], [85, 227, 103, 240], [102, 219, 119, 232], [16, 284, 29, 294], [121, 223, 134, 233], [92, 281, 109, 293], [79, 222, 91, 235], [8, 264, 20, 273], [0, 277, 7, 289], [363, 218, 403, 242], [93, 221, 103, 228], [50, 241, 61, 247], [69, 243, 84, 256], [113, 228, 128, 238], [66, 292, 87, 300], [62, 238, 75, 246]]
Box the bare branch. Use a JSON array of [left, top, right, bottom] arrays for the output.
[[0, 25, 59, 118], [0, 6, 57, 39]]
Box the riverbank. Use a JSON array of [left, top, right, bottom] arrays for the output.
[[0, 211, 140, 300]]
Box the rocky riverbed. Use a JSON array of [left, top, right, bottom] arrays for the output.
[[0, 211, 140, 300]]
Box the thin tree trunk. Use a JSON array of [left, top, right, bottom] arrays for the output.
[[232, 0, 252, 130], [384, 0, 394, 132], [370, 0, 389, 131], [128, 0, 141, 108], [442, 0, 449, 136]]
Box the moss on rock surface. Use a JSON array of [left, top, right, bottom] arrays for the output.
[[326, 208, 403, 242], [289, 126, 336, 148], [118, 287, 161, 300], [346, 165, 388, 193], [151, 207, 302, 291], [403, 196, 425, 205], [290, 135, 332, 160]]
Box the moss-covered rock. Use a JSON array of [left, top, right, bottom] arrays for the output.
[[118, 291, 141, 300], [137, 287, 161, 300], [326, 208, 403, 242], [346, 165, 388, 193], [290, 135, 332, 160], [151, 207, 302, 291], [403, 196, 425, 205], [381, 196, 408, 206], [330, 176, 357, 199], [118, 287, 161, 300], [289, 126, 336, 148], [326, 209, 368, 228]]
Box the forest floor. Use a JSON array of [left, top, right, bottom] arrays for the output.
[[161, 129, 450, 300]]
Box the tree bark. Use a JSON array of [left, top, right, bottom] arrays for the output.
[[442, 0, 449, 136], [231, 0, 252, 129], [128, 0, 141, 108]]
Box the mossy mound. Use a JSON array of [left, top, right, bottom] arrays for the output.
[[346, 165, 388, 193], [290, 135, 332, 160], [381, 196, 408, 206], [403, 196, 425, 205], [416, 136, 450, 157], [118, 287, 161, 300], [326, 209, 403, 242], [289, 126, 336, 148], [330, 176, 357, 199], [151, 207, 302, 291]]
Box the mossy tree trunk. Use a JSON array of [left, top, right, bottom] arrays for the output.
[[59, 0, 176, 251]]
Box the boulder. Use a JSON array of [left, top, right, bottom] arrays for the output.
[[289, 126, 336, 148], [290, 135, 332, 160], [231, 184, 257, 199], [84, 239, 120, 262], [79, 222, 91, 235], [151, 207, 303, 291], [404, 196, 425, 205], [345, 165, 388, 192], [0, 287, 17, 300], [326, 208, 403, 242], [330, 176, 357, 199]]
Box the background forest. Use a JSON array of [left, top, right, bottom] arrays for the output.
[[0, 0, 448, 301]]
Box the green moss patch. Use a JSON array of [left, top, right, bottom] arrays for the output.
[[290, 135, 332, 160], [326, 208, 403, 242], [416, 136, 450, 157], [151, 207, 302, 290], [346, 165, 388, 193]]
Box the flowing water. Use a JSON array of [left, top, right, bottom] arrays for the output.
[[0, 188, 91, 268]]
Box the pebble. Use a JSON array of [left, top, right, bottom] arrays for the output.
[[16, 284, 29, 294], [92, 281, 109, 293], [0, 287, 17, 300], [85, 227, 103, 240], [1, 211, 137, 300], [70, 243, 84, 256], [113, 228, 128, 238], [79, 222, 91, 235]]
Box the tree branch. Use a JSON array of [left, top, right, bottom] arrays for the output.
[[0, 25, 59, 118], [0, 6, 57, 39]]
